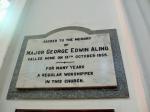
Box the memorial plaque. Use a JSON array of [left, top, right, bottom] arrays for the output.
[[7, 27, 129, 99], [16, 109, 115, 112], [16, 28, 117, 89]]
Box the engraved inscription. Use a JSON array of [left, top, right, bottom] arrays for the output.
[[16, 30, 117, 88]]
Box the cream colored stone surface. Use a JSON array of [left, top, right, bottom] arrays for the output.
[[16, 30, 117, 88]]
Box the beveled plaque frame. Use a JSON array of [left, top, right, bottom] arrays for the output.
[[7, 26, 129, 99], [15, 109, 115, 112]]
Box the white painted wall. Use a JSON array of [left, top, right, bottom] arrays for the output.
[[0, 0, 149, 112], [0, 0, 27, 99], [122, 0, 150, 109]]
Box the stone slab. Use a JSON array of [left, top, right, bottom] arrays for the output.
[[7, 26, 129, 99], [16, 29, 117, 89]]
